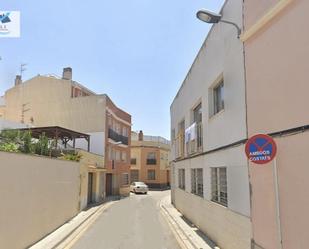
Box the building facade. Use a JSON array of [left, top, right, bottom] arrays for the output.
[[130, 131, 170, 188], [1, 67, 131, 197], [170, 0, 251, 249], [242, 0, 309, 248]]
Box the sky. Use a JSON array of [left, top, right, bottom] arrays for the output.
[[0, 0, 225, 139]]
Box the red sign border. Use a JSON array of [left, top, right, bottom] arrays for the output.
[[245, 134, 277, 165]]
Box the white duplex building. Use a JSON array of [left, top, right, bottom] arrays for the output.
[[170, 1, 251, 248]]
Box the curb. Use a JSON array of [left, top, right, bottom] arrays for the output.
[[159, 197, 220, 249], [30, 200, 117, 249]]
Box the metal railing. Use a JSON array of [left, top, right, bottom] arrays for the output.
[[175, 131, 185, 159], [146, 158, 157, 165], [108, 128, 129, 145], [186, 122, 203, 156]]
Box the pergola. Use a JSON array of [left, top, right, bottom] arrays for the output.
[[17, 126, 90, 151]]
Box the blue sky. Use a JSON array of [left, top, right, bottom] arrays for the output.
[[0, 0, 224, 139]]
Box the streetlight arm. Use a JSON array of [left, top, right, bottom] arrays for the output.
[[220, 19, 241, 38]]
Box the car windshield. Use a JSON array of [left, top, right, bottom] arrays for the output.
[[135, 182, 146, 186]]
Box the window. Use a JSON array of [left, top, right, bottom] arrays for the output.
[[121, 151, 127, 162], [108, 146, 112, 160], [122, 126, 128, 137], [130, 170, 139, 183], [178, 169, 185, 190], [148, 170, 156, 180], [191, 168, 203, 197], [122, 173, 129, 185], [193, 103, 202, 123], [146, 152, 157, 165], [131, 158, 137, 165], [115, 150, 120, 161], [211, 167, 227, 206], [214, 80, 224, 114]]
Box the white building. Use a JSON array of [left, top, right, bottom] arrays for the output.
[[170, 1, 251, 248]]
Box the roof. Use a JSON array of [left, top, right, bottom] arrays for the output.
[[16, 126, 90, 140]]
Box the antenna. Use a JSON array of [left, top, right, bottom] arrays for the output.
[[20, 63, 27, 78]]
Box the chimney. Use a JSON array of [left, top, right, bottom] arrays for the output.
[[62, 67, 72, 80], [15, 75, 22, 86], [138, 130, 144, 141]]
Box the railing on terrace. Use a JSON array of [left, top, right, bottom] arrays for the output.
[[175, 131, 185, 159], [146, 158, 157, 165], [186, 122, 203, 156], [108, 128, 129, 145]]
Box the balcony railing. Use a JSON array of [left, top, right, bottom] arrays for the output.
[[108, 128, 129, 145], [146, 158, 157, 165], [186, 122, 203, 156], [175, 131, 185, 159]]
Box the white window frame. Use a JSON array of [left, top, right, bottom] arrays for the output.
[[122, 173, 129, 185], [178, 169, 185, 190], [191, 168, 203, 197], [211, 167, 228, 206]]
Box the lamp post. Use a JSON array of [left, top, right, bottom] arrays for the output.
[[196, 9, 241, 38]]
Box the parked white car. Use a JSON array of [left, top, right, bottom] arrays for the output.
[[130, 182, 149, 194]]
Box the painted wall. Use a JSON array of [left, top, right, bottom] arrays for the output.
[[245, 0, 309, 135], [170, 0, 246, 155], [72, 131, 105, 156], [174, 188, 251, 249], [0, 152, 80, 249], [0, 118, 30, 130], [244, 1, 309, 248], [3, 76, 106, 133]]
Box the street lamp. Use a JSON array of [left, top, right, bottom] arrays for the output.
[[196, 9, 241, 38]]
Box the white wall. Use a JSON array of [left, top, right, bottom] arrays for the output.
[[70, 131, 105, 156], [170, 0, 246, 157], [174, 145, 250, 217], [0, 96, 5, 106], [0, 118, 30, 130]]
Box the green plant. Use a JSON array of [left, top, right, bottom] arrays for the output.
[[34, 133, 50, 156], [20, 131, 34, 154], [59, 153, 82, 162], [0, 143, 19, 153]]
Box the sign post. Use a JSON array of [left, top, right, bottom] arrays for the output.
[[245, 134, 282, 249]]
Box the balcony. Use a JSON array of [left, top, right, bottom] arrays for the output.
[[108, 128, 129, 145], [146, 159, 157, 165], [186, 122, 203, 155], [175, 131, 185, 159]]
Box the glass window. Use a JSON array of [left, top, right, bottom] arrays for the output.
[[178, 169, 185, 190], [211, 167, 228, 206], [131, 158, 137, 165], [130, 170, 139, 183], [191, 168, 203, 197], [122, 173, 129, 185], [214, 80, 224, 114], [148, 170, 156, 180], [193, 103, 202, 123]]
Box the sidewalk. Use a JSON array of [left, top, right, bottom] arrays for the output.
[[30, 199, 118, 249], [160, 195, 220, 249]]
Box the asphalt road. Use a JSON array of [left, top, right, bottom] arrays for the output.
[[71, 190, 181, 249]]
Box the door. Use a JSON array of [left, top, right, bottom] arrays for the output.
[[87, 173, 94, 204], [106, 173, 113, 196]]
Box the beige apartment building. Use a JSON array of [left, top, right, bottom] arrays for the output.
[[242, 0, 309, 248], [1, 67, 131, 198], [130, 131, 170, 188]]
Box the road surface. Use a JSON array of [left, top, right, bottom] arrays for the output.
[[71, 190, 181, 249]]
